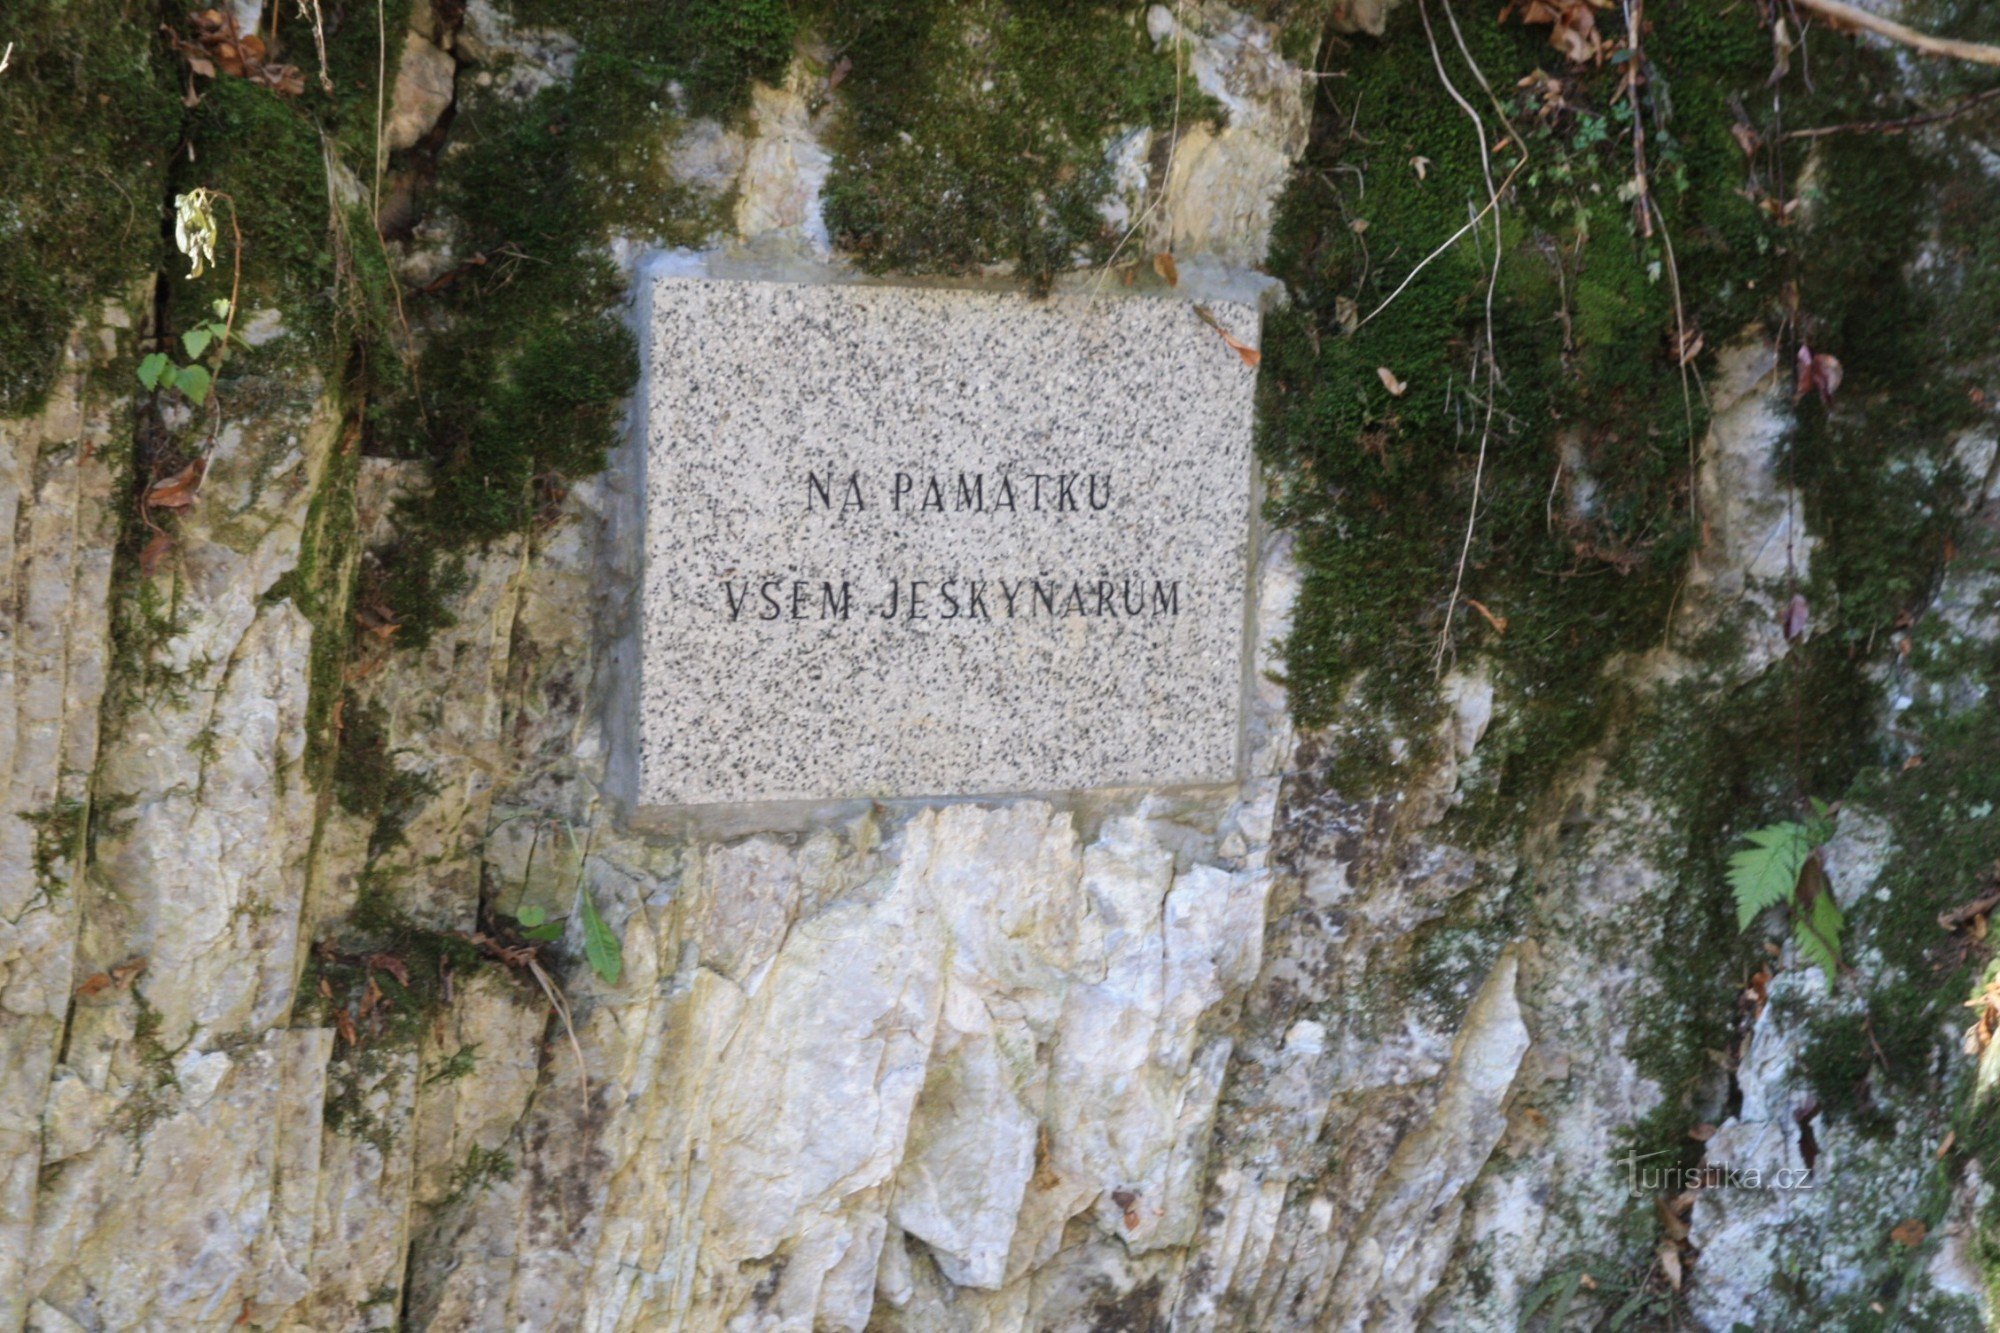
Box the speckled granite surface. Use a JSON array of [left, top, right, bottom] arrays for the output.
[[639, 275, 1261, 805]]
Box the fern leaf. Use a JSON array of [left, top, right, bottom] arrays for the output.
[[1795, 888, 1844, 982], [1729, 820, 1813, 929]]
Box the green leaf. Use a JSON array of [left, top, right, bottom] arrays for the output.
[[516, 905, 546, 927], [1729, 820, 1814, 930], [1796, 889, 1845, 982], [137, 352, 170, 391], [182, 326, 213, 359], [175, 364, 212, 406], [1518, 1269, 1583, 1331], [212, 297, 232, 320], [578, 887, 621, 986]]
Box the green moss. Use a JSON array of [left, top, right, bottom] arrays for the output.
[[0, 0, 179, 414], [18, 796, 87, 898], [332, 694, 439, 854], [442, 1144, 517, 1204], [367, 0, 789, 566], [820, 0, 1207, 293], [1262, 2, 1774, 805]]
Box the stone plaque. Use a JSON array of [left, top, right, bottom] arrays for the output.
[[639, 274, 1261, 806]]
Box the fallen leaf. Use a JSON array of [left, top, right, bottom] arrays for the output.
[[1901, 753, 1925, 772], [1781, 592, 1810, 642], [1731, 121, 1761, 157], [334, 1008, 358, 1047], [827, 54, 852, 91], [1193, 305, 1262, 369], [1656, 1195, 1691, 1242], [1794, 343, 1843, 403], [1350, 218, 1370, 235], [1657, 1241, 1683, 1291], [1153, 252, 1180, 286], [1220, 330, 1260, 369], [1411, 156, 1431, 179], [1335, 295, 1360, 334], [366, 952, 411, 986], [1376, 366, 1408, 398], [1501, 0, 1613, 65], [1688, 1122, 1718, 1142], [146, 457, 208, 510], [1938, 1130, 1957, 1160], [165, 9, 303, 96], [139, 530, 176, 576], [1890, 1218, 1928, 1248]]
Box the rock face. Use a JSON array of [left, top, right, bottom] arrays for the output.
[[5, 2, 1998, 1330]]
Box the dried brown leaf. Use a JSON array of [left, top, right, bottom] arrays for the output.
[[1890, 1218, 1928, 1248], [366, 952, 411, 986], [1376, 366, 1408, 398], [1153, 252, 1180, 287], [139, 530, 176, 576], [146, 457, 207, 510], [1656, 1195, 1691, 1241]]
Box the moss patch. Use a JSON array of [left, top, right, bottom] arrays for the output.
[[1260, 2, 1773, 800], [820, 0, 1208, 293], [0, 0, 179, 414]]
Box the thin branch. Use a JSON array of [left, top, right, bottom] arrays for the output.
[[1781, 84, 2000, 139], [1351, 157, 1525, 335], [1793, 0, 2000, 66], [372, 0, 387, 223], [1418, 0, 1507, 678]]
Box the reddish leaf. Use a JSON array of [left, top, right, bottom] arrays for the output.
[[1794, 343, 1844, 404], [138, 530, 175, 576], [1890, 1218, 1928, 1248], [366, 952, 411, 986], [146, 457, 207, 510], [1781, 592, 1810, 642]]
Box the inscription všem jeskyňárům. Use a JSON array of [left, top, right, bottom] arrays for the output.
[[721, 468, 1182, 623], [720, 576, 1183, 622]]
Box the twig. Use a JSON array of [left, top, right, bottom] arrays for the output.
[[372, 0, 386, 223], [1793, 0, 2000, 66], [1418, 0, 1508, 677], [1, 41, 14, 75], [525, 954, 589, 1103], [1781, 84, 2000, 139], [1350, 157, 1525, 335], [1624, 0, 1653, 238], [299, 0, 334, 94]]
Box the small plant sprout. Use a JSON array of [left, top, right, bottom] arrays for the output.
[[512, 904, 564, 942], [137, 298, 243, 407]]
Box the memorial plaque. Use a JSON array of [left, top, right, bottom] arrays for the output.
[[639, 274, 1261, 806]]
